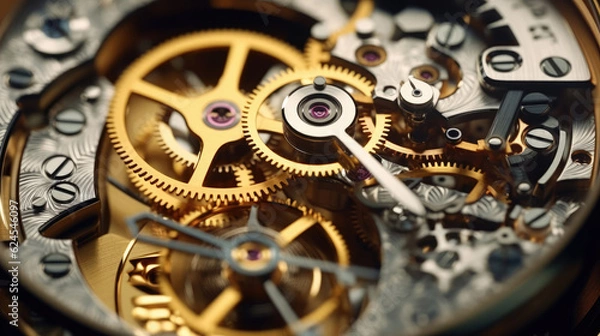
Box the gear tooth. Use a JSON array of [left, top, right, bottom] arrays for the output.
[[107, 29, 304, 211]]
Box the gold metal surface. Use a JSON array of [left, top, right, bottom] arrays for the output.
[[125, 199, 353, 335], [107, 30, 306, 210]]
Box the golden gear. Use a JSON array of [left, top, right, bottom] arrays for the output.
[[154, 88, 277, 171], [135, 199, 351, 336], [128, 161, 289, 213], [107, 30, 307, 207], [398, 162, 507, 204], [242, 65, 391, 177], [156, 114, 260, 172]]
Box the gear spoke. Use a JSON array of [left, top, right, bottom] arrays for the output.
[[188, 141, 223, 186], [257, 114, 284, 134], [279, 215, 318, 246], [197, 286, 242, 330], [218, 41, 251, 91], [131, 79, 191, 113]]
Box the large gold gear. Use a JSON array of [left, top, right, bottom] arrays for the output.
[[130, 199, 351, 336], [154, 87, 271, 172], [107, 30, 308, 208], [241, 65, 390, 177]]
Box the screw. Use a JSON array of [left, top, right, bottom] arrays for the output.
[[42, 253, 72, 278], [435, 22, 466, 49], [41, 17, 70, 39], [383, 206, 423, 232], [521, 92, 552, 121], [541, 57, 571, 78], [53, 109, 86, 135], [5, 68, 34, 89], [523, 208, 551, 230], [32, 197, 47, 212], [81, 85, 101, 103], [435, 250, 460, 269], [355, 18, 376, 39], [488, 245, 523, 282], [525, 128, 554, 151], [44, 155, 76, 180], [487, 137, 504, 150], [313, 76, 327, 90], [49, 182, 78, 204], [516, 182, 532, 195], [445, 128, 462, 144], [488, 51, 522, 73]]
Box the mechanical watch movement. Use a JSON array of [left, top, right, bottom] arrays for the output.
[[0, 0, 599, 335]]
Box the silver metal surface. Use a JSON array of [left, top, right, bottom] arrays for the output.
[[477, 0, 591, 85], [0, 0, 597, 335]]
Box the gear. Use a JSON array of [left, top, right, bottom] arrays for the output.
[[351, 205, 380, 252], [154, 88, 274, 171], [129, 161, 289, 213], [107, 30, 307, 207], [242, 65, 390, 177], [360, 116, 446, 161], [139, 199, 352, 335], [399, 162, 506, 204], [305, 38, 332, 67]]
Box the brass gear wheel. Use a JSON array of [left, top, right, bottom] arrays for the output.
[[155, 114, 260, 172], [360, 116, 446, 161], [154, 86, 273, 172], [107, 30, 308, 208], [241, 65, 390, 177], [137, 199, 352, 335]]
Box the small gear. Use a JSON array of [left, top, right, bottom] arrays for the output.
[[107, 30, 308, 208], [149, 198, 352, 335], [242, 65, 390, 177], [399, 162, 505, 204]]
